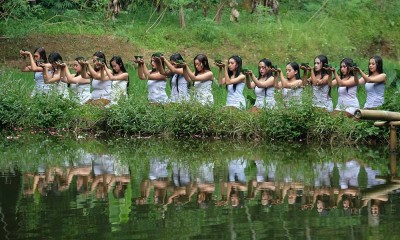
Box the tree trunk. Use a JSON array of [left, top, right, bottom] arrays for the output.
[[179, 5, 185, 28], [214, 1, 225, 23]]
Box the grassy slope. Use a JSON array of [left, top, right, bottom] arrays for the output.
[[1, 1, 400, 143]]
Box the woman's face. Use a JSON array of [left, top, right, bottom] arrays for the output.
[[228, 58, 238, 72], [369, 58, 377, 73], [194, 59, 203, 72], [340, 62, 348, 75], [343, 199, 350, 210], [286, 64, 297, 79], [73, 60, 82, 73], [111, 60, 121, 73], [33, 51, 40, 61], [92, 56, 101, 68], [314, 58, 322, 71], [258, 62, 268, 76], [151, 58, 156, 69]]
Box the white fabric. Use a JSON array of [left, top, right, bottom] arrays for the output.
[[335, 86, 359, 115], [170, 74, 190, 103], [91, 79, 112, 100], [312, 85, 333, 111], [110, 80, 128, 105], [149, 158, 169, 180], [70, 83, 91, 104], [226, 82, 246, 109], [254, 86, 276, 109], [55, 80, 69, 98], [147, 79, 168, 103], [282, 88, 303, 105], [229, 158, 247, 183], [32, 71, 50, 95], [194, 80, 213, 105], [364, 82, 385, 109]]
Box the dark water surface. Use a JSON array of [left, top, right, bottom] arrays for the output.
[[1, 135, 400, 239]]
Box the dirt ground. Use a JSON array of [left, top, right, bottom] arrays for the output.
[[0, 34, 148, 66]]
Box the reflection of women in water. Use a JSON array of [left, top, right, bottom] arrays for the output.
[[110, 158, 131, 199], [137, 157, 169, 205], [91, 154, 115, 200], [195, 162, 215, 208], [217, 158, 248, 207], [248, 160, 280, 206], [166, 162, 196, 205], [23, 164, 48, 196]]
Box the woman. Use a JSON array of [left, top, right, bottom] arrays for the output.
[[353, 56, 386, 109], [328, 58, 359, 117], [136, 53, 168, 104], [302, 55, 333, 112], [105, 56, 129, 105], [158, 53, 190, 103], [61, 57, 91, 104], [245, 58, 276, 111], [19, 47, 51, 95], [217, 55, 246, 109], [274, 62, 303, 106], [41, 52, 69, 98], [182, 54, 214, 105], [85, 51, 112, 106]]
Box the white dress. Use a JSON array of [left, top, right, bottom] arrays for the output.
[[364, 82, 385, 109], [335, 86, 359, 115], [110, 80, 128, 105], [147, 79, 168, 103], [170, 74, 189, 103], [254, 86, 276, 109], [226, 82, 246, 109], [229, 158, 247, 183], [194, 80, 214, 105], [282, 88, 303, 105], [91, 78, 112, 100], [32, 71, 50, 95], [312, 85, 333, 112], [55, 78, 69, 98], [70, 83, 91, 104]]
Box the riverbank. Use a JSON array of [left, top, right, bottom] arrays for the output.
[[0, 69, 392, 144]]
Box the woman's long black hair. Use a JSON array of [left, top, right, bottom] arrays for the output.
[[110, 55, 129, 95], [228, 55, 243, 92], [169, 53, 185, 92]]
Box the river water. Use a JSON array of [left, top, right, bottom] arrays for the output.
[[0, 135, 399, 239]]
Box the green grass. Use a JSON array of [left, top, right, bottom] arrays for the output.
[[1, 1, 399, 63]]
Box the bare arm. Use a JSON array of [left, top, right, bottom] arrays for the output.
[[87, 62, 102, 80], [302, 67, 310, 86], [223, 67, 245, 85], [245, 71, 255, 89], [328, 68, 337, 86], [63, 65, 90, 84], [336, 75, 358, 87], [274, 71, 282, 89], [184, 65, 213, 81], [43, 66, 60, 84], [356, 68, 386, 83], [105, 66, 129, 81], [253, 74, 275, 88]]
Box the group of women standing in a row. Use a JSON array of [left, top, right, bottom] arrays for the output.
[[20, 48, 386, 116], [20, 48, 129, 106]]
